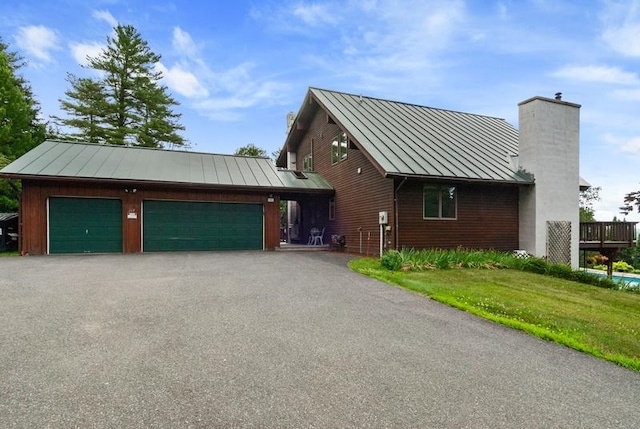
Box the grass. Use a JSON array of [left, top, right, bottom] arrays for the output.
[[350, 255, 640, 372], [0, 250, 19, 257]]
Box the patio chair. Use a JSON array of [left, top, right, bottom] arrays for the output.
[[312, 227, 325, 246]]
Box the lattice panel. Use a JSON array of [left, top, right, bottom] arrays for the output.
[[547, 221, 571, 265]]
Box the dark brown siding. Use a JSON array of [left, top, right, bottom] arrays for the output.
[[19, 180, 280, 255], [397, 181, 519, 251], [295, 107, 395, 255]]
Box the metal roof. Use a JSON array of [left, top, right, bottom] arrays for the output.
[[0, 140, 334, 193], [0, 213, 18, 222], [297, 88, 533, 184]]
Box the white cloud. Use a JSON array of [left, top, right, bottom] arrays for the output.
[[620, 136, 640, 154], [612, 88, 640, 100], [172, 27, 198, 58], [292, 3, 334, 26], [156, 62, 209, 99], [14, 25, 60, 63], [161, 27, 290, 120], [601, 0, 640, 57], [552, 65, 639, 85], [69, 41, 105, 66], [92, 9, 118, 27]]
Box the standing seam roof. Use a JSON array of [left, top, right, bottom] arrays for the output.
[[308, 87, 530, 183], [0, 141, 334, 192]]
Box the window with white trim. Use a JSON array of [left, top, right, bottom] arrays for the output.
[[423, 185, 457, 219], [302, 153, 313, 171], [331, 132, 348, 164]]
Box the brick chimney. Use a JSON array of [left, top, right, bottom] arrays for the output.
[[518, 95, 581, 268]]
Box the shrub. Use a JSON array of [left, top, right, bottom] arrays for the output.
[[376, 248, 638, 293], [613, 261, 634, 273], [380, 249, 403, 271]]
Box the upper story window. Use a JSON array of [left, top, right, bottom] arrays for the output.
[[331, 132, 348, 165], [423, 185, 457, 219], [302, 153, 313, 171]]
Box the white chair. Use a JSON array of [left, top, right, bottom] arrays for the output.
[[308, 227, 319, 245], [312, 227, 325, 246]]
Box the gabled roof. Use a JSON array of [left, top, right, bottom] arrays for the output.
[[281, 87, 533, 184], [0, 140, 333, 193]]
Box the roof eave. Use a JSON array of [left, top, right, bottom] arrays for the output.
[[384, 172, 534, 186], [2, 174, 335, 194]]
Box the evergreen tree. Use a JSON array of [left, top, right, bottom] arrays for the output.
[[0, 39, 46, 211], [54, 74, 108, 143], [58, 25, 186, 148]]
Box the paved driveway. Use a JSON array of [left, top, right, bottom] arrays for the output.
[[1, 251, 639, 428]]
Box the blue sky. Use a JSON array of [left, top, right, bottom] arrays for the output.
[[1, 0, 639, 221]]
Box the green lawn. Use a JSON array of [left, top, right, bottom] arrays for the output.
[[350, 258, 640, 371]]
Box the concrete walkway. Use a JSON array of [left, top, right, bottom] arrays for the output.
[[1, 251, 639, 428]]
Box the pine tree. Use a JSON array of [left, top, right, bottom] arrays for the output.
[[58, 25, 186, 148], [54, 74, 109, 143]]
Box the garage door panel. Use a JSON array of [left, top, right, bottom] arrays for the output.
[[143, 200, 263, 252], [49, 197, 122, 254]]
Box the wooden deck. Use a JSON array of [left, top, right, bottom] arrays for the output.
[[579, 222, 638, 250]]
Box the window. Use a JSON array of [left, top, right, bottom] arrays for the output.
[[302, 153, 313, 171], [329, 198, 336, 221], [331, 132, 348, 164], [423, 185, 457, 219]]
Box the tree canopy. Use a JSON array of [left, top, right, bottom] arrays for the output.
[[234, 143, 268, 157], [56, 25, 186, 148], [620, 189, 640, 216], [579, 186, 601, 222], [0, 39, 46, 211]]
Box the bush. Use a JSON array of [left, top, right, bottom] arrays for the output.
[[613, 261, 634, 273], [380, 249, 403, 271], [377, 248, 637, 293]]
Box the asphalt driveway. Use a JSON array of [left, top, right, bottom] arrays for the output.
[[1, 251, 639, 428]]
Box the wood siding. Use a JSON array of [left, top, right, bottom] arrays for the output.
[[397, 181, 519, 251], [295, 105, 395, 255], [19, 180, 280, 255]]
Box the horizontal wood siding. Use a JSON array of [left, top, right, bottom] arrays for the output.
[[296, 105, 394, 254], [19, 180, 280, 255], [397, 181, 519, 251]]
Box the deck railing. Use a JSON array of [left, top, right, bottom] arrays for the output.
[[579, 222, 638, 247]]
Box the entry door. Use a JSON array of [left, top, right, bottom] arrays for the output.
[[49, 197, 123, 254]]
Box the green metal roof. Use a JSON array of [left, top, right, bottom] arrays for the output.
[[0, 140, 334, 193], [285, 88, 533, 184]]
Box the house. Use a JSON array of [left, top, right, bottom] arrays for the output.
[[1, 87, 583, 267], [0, 142, 332, 254], [276, 88, 582, 267]]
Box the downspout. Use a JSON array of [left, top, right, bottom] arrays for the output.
[[394, 177, 408, 250]]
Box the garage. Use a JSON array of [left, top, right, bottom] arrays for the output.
[[143, 200, 264, 252], [49, 197, 122, 254], [1, 141, 333, 255]]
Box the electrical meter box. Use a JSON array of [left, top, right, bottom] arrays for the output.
[[378, 211, 388, 225]]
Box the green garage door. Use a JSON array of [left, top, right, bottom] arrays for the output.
[[143, 200, 263, 252], [49, 197, 122, 254]]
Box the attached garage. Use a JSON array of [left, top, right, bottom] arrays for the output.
[[0, 140, 333, 255], [143, 200, 263, 251], [49, 197, 122, 254]]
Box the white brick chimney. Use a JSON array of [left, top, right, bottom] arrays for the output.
[[518, 95, 581, 268]]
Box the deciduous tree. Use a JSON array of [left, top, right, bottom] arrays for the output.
[[234, 143, 268, 157], [0, 39, 45, 211], [579, 186, 601, 222]]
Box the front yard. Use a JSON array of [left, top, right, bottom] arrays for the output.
[[350, 257, 640, 371]]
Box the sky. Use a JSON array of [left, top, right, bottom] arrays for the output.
[[1, 0, 639, 221]]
